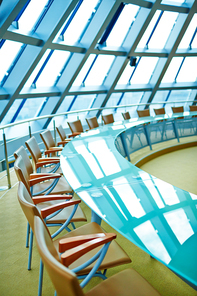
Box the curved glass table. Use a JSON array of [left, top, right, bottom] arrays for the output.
[[60, 112, 197, 290]]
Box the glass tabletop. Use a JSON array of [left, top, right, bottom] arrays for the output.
[[60, 112, 197, 289]]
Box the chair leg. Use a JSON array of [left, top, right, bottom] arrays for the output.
[[28, 229, 33, 270], [26, 222, 30, 248], [38, 259, 44, 296]]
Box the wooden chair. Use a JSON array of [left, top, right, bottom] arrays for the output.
[[14, 146, 73, 195], [102, 114, 114, 125], [14, 155, 86, 274], [18, 181, 131, 296], [67, 119, 84, 137], [25, 136, 62, 174], [189, 105, 197, 118], [56, 124, 72, 145], [153, 107, 165, 116], [34, 212, 161, 296], [86, 116, 99, 129], [137, 109, 150, 118], [40, 129, 63, 157], [171, 106, 184, 119], [122, 111, 131, 120]]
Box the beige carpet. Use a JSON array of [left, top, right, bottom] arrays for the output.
[[0, 141, 197, 295]]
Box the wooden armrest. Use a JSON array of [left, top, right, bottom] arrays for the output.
[[57, 140, 71, 146], [60, 233, 117, 267], [36, 159, 60, 169], [44, 147, 62, 155], [40, 199, 81, 219], [32, 194, 72, 205], [29, 173, 61, 186], [49, 146, 63, 150], [37, 157, 60, 162], [68, 132, 81, 138]]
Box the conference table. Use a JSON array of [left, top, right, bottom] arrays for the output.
[[60, 111, 197, 290]]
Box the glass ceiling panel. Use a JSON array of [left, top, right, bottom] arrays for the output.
[[56, 95, 75, 114], [137, 10, 178, 49], [24, 49, 70, 88], [1, 99, 23, 125], [105, 4, 139, 47], [35, 50, 70, 87], [161, 0, 186, 4], [116, 59, 139, 85], [15, 98, 45, 121], [0, 40, 23, 84], [178, 14, 197, 49], [14, 0, 48, 33], [55, 0, 99, 45], [176, 57, 197, 82], [72, 54, 96, 86], [73, 54, 115, 86], [161, 57, 183, 83], [130, 57, 159, 84]]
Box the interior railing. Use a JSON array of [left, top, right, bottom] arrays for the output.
[[0, 100, 196, 190]]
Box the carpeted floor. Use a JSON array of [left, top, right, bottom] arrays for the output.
[[0, 139, 197, 296]]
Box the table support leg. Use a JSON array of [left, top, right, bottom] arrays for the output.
[[91, 210, 102, 225]]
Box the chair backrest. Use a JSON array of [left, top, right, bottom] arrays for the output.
[[102, 114, 114, 125], [189, 105, 197, 117], [154, 108, 165, 115], [14, 155, 31, 195], [85, 117, 99, 129], [14, 146, 33, 175], [189, 105, 197, 112], [67, 120, 84, 134], [25, 136, 42, 171], [122, 112, 131, 120], [34, 215, 84, 296], [171, 106, 184, 113], [18, 181, 59, 264], [171, 106, 184, 119], [40, 130, 55, 150], [56, 125, 66, 141], [17, 181, 41, 231], [137, 109, 150, 117]]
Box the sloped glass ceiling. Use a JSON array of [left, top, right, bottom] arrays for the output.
[[0, 0, 197, 132]]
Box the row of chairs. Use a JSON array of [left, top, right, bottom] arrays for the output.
[[58, 106, 197, 141], [14, 133, 161, 295], [123, 105, 197, 120]]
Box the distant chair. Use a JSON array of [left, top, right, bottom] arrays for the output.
[[34, 214, 161, 296], [122, 111, 131, 120], [153, 107, 166, 123], [40, 129, 63, 157], [56, 125, 71, 145], [25, 136, 61, 174], [154, 107, 165, 116], [67, 119, 84, 137], [171, 106, 184, 119], [189, 105, 197, 118], [102, 114, 114, 125], [137, 109, 150, 118], [86, 116, 99, 129]]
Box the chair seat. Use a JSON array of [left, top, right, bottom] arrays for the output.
[[53, 222, 131, 275], [86, 268, 161, 296], [32, 176, 73, 195]]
